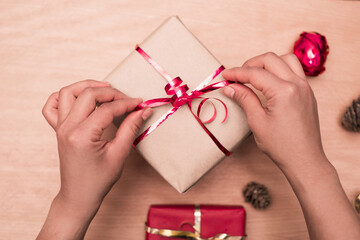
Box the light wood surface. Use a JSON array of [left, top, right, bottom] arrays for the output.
[[1, 1, 360, 239]]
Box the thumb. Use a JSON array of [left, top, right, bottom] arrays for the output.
[[222, 83, 264, 120], [109, 108, 153, 157]]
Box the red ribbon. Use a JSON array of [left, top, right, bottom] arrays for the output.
[[133, 46, 234, 156]]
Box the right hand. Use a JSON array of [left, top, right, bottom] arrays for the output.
[[222, 52, 328, 173]]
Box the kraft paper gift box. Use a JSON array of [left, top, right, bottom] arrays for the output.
[[145, 205, 246, 239], [104, 16, 250, 193]]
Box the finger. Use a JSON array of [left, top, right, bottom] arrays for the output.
[[82, 98, 144, 138], [222, 66, 284, 98], [222, 83, 265, 121], [280, 53, 306, 79], [58, 80, 110, 124], [108, 108, 153, 160], [42, 92, 59, 129], [243, 52, 298, 82], [66, 87, 129, 124]]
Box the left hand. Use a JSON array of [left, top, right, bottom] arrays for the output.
[[38, 80, 152, 240]]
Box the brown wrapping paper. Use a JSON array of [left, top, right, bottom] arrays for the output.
[[104, 16, 250, 193]]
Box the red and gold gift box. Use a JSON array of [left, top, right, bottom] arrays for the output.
[[105, 16, 250, 193], [145, 205, 246, 239]]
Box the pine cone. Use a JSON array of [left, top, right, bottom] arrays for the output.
[[243, 182, 271, 209], [342, 97, 360, 132]]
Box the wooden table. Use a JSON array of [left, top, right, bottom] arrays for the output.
[[1, 0, 359, 239]]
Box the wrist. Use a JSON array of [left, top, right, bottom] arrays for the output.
[[37, 193, 102, 240], [280, 153, 338, 192], [273, 147, 331, 177], [53, 192, 102, 221]]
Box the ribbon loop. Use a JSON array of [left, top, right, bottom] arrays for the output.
[[165, 77, 187, 94], [163, 77, 191, 107], [197, 98, 228, 124]]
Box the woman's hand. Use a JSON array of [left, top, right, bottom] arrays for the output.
[[222, 52, 326, 173], [38, 80, 152, 240], [222, 53, 360, 240]]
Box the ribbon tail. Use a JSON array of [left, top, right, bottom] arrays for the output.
[[187, 102, 230, 156]]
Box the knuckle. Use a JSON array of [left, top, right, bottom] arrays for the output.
[[41, 105, 48, 117], [284, 83, 299, 97], [264, 51, 278, 59], [83, 87, 95, 95], [286, 53, 302, 67], [82, 79, 94, 82], [42, 92, 57, 117], [79, 79, 96, 86], [59, 86, 70, 98], [49, 92, 58, 98], [81, 79, 96, 83], [80, 87, 96, 98], [242, 59, 250, 66], [287, 53, 298, 61], [57, 126, 80, 145], [66, 131, 80, 145]]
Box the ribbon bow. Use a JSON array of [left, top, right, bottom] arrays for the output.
[[145, 205, 246, 240], [133, 46, 235, 156]]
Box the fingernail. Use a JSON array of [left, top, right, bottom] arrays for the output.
[[223, 86, 235, 98], [142, 108, 153, 121]]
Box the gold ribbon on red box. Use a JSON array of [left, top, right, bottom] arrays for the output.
[[145, 205, 246, 240]]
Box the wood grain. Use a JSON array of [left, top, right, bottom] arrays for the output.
[[0, 0, 359, 239]]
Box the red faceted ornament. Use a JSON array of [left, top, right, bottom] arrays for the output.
[[293, 32, 329, 76]]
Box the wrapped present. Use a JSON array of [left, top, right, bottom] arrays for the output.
[[104, 16, 250, 193], [145, 205, 246, 239]]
